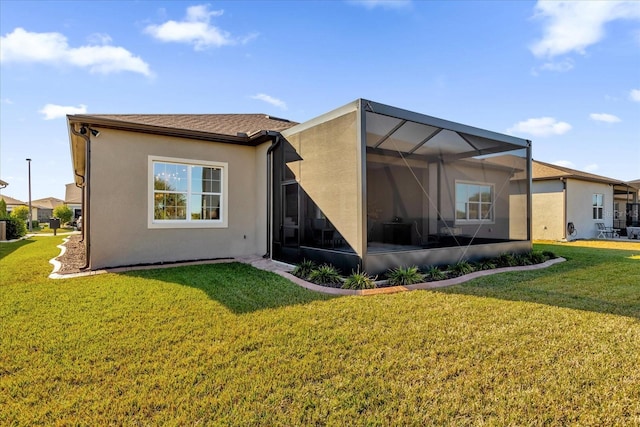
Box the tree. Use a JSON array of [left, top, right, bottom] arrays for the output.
[[53, 205, 73, 225], [10, 205, 29, 221], [0, 198, 7, 218]]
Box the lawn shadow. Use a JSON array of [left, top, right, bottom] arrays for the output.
[[0, 238, 34, 261], [434, 250, 640, 320], [121, 262, 335, 314]]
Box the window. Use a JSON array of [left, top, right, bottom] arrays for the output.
[[148, 156, 228, 228], [593, 194, 603, 220], [455, 181, 493, 223]]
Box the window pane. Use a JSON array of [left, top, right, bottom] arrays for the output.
[[481, 204, 491, 219], [469, 185, 481, 202], [190, 194, 220, 220], [469, 203, 479, 220], [455, 184, 467, 204], [480, 187, 491, 202], [155, 192, 186, 220], [456, 202, 467, 219], [192, 166, 221, 193]]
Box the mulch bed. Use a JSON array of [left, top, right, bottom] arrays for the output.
[[56, 234, 86, 275]]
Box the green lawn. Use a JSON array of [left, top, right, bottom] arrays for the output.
[[1, 237, 639, 425]]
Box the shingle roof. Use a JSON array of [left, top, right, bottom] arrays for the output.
[[0, 195, 26, 205], [72, 114, 297, 138], [31, 197, 65, 210], [532, 160, 627, 185]]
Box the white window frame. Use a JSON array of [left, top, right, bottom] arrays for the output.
[[592, 193, 604, 220], [148, 156, 228, 229], [454, 180, 495, 225]]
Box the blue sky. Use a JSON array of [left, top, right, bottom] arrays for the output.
[[1, 0, 639, 202]]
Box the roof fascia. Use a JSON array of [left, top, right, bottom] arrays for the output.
[[67, 115, 256, 146], [363, 99, 531, 148]]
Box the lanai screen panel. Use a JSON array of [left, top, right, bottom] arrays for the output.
[[364, 107, 530, 254]]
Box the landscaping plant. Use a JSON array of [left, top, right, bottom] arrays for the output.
[[386, 265, 425, 286], [342, 268, 377, 290], [291, 259, 316, 279], [307, 263, 342, 285]]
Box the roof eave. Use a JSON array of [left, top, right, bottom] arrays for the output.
[[67, 114, 259, 146]]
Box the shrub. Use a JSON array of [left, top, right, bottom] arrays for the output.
[[514, 253, 533, 266], [342, 268, 376, 290], [449, 260, 475, 277], [495, 253, 518, 268], [424, 265, 447, 281], [291, 259, 316, 279], [542, 250, 557, 260], [307, 264, 342, 286], [478, 258, 497, 270], [387, 265, 424, 286], [2, 217, 27, 240], [528, 251, 548, 265], [53, 205, 73, 226], [10, 205, 29, 221]]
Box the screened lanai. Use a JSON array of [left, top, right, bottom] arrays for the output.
[[273, 99, 532, 274]]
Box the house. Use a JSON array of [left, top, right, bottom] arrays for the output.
[[65, 183, 83, 221], [531, 160, 638, 240], [67, 99, 532, 274], [31, 197, 65, 223], [0, 195, 27, 216]]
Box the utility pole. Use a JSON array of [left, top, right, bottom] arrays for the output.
[[26, 158, 32, 232]]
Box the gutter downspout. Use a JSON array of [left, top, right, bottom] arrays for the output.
[[561, 177, 567, 240], [264, 132, 283, 259], [69, 124, 91, 269]]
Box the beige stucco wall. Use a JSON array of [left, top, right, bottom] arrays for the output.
[[566, 179, 614, 240], [532, 179, 614, 240], [532, 191, 564, 240], [282, 110, 361, 255], [88, 128, 266, 269]]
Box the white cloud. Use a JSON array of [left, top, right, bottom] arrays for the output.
[[552, 160, 576, 169], [530, 1, 640, 58], [1, 98, 13, 104], [39, 103, 87, 120], [251, 94, 287, 110], [348, 0, 412, 9], [507, 117, 572, 137], [590, 113, 621, 123], [0, 27, 151, 76], [630, 89, 640, 102], [584, 163, 599, 173], [539, 58, 574, 72], [144, 4, 253, 50]]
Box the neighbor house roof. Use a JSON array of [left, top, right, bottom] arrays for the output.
[[0, 195, 26, 206], [65, 183, 82, 204], [31, 197, 65, 210], [532, 160, 630, 186]]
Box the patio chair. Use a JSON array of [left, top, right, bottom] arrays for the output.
[[596, 222, 619, 239]]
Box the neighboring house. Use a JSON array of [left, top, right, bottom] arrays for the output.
[[531, 160, 638, 240], [65, 183, 83, 221], [67, 99, 532, 274], [0, 195, 28, 216], [31, 197, 65, 223]]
